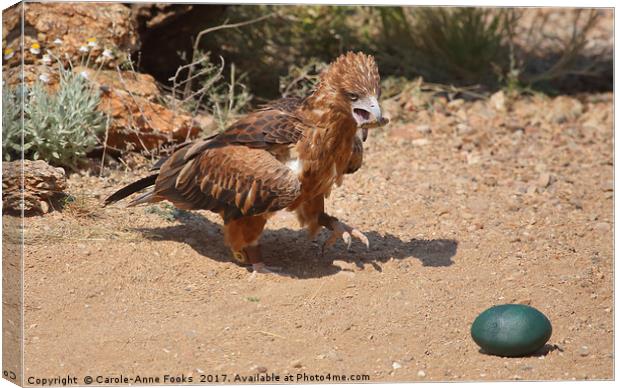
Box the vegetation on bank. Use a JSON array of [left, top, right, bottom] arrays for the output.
[[1, 6, 609, 169]]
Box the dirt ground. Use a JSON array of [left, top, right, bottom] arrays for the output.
[[6, 91, 614, 383]]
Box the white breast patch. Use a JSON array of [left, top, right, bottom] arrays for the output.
[[286, 158, 303, 175]]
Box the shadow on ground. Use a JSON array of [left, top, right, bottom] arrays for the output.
[[478, 344, 564, 358], [136, 212, 458, 279]]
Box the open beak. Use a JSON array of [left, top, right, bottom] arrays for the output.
[[352, 96, 382, 127]]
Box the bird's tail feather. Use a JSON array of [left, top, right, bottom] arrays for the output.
[[127, 190, 156, 207], [103, 174, 158, 206]]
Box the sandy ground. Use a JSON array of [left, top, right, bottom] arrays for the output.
[[5, 91, 613, 383]]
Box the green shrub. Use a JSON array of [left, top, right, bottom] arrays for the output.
[[193, 5, 373, 99], [278, 58, 327, 98], [168, 52, 252, 131], [377, 7, 517, 86], [2, 66, 106, 169], [2, 84, 24, 160], [161, 5, 607, 98]]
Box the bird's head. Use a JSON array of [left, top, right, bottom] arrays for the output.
[[315, 52, 385, 128]]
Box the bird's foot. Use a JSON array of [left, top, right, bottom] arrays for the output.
[[248, 263, 284, 280], [322, 220, 370, 253]]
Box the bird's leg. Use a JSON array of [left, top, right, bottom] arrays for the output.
[[225, 216, 282, 277], [244, 244, 282, 274], [318, 212, 370, 253]]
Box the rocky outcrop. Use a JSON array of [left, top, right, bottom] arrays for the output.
[[2, 3, 213, 153], [2, 160, 67, 215], [76, 67, 208, 151], [2, 2, 139, 69]]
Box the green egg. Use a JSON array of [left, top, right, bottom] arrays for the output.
[[471, 304, 552, 357]]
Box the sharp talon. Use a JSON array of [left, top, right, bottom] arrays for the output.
[[351, 229, 370, 250], [343, 232, 352, 250], [323, 220, 368, 252]]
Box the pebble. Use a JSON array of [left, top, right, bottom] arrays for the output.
[[291, 360, 303, 368], [579, 346, 589, 357], [537, 173, 551, 189], [570, 198, 583, 210], [332, 260, 358, 272], [507, 198, 521, 211], [594, 222, 611, 233], [482, 176, 498, 186], [411, 138, 429, 146], [392, 362, 402, 370], [417, 370, 426, 378], [456, 123, 472, 134], [489, 91, 506, 111], [467, 223, 484, 232], [325, 349, 342, 361], [415, 124, 431, 134]]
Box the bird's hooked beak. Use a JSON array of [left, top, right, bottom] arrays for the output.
[[352, 96, 382, 127]]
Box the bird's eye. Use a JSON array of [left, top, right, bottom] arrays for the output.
[[347, 93, 359, 102]]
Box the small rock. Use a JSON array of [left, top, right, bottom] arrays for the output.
[[467, 223, 484, 232], [415, 124, 431, 134], [325, 349, 342, 361], [579, 346, 589, 357], [39, 200, 50, 214], [456, 123, 472, 135], [447, 98, 465, 109], [482, 176, 498, 187], [411, 138, 429, 146], [392, 362, 402, 370], [548, 96, 583, 124], [507, 198, 521, 212], [570, 199, 583, 210], [332, 260, 358, 272], [417, 370, 426, 378], [537, 173, 551, 189], [594, 222, 611, 233], [489, 90, 506, 111], [291, 360, 303, 368]]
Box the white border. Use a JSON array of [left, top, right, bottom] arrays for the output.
[[0, 1, 617, 388]]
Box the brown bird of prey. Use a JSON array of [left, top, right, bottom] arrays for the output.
[[105, 52, 387, 274]]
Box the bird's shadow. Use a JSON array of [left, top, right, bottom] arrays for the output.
[[136, 212, 458, 279], [477, 344, 564, 358]]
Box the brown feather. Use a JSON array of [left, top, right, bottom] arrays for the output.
[[153, 145, 300, 222], [107, 51, 382, 258]]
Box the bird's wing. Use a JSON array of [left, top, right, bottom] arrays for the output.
[[152, 108, 308, 222], [155, 145, 301, 222], [259, 96, 304, 112], [179, 108, 308, 164]]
